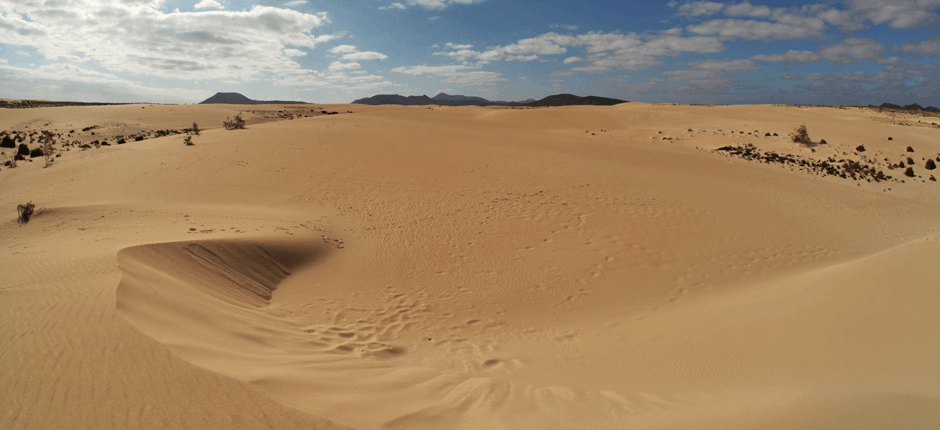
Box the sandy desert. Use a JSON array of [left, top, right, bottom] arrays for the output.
[[2, 102, 939, 429]]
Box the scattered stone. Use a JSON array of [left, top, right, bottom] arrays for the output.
[[855, 145, 865, 152], [0, 135, 14, 148], [926, 159, 936, 170], [907, 157, 915, 165], [907, 146, 914, 152], [773, 133, 779, 136], [905, 167, 915, 177], [930, 175, 936, 182], [29, 148, 44, 158], [819, 139, 827, 145], [888, 137, 893, 140], [17, 144, 30, 157], [713, 145, 890, 182], [764, 133, 771, 136]]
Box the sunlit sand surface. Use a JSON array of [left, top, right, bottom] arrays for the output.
[[3, 103, 939, 429]]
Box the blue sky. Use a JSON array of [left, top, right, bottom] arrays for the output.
[[1, 0, 939, 105]]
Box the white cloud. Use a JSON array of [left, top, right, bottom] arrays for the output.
[[688, 58, 760, 71], [328, 61, 361, 71], [342, 51, 388, 60], [563, 56, 584, 64], [16, 50, 30, 56], [405, 0, 487, 10], [688, 18, 826, 40], [551, 24, 578, 31], [378, 2, 406, 10], [0, 63, 209, 103], [391, 64, 505, 85], [894, 35, 940, 56], [0, 3, 333, 82], [284, 48, 307, 56], [751, 49, 822, 64], [818, 37, 886, 66], [432, 31, 723, 74], [194, 0, 224, 10], [284, 0, 308, 6], [329, 45, 359, 53], [676, 1, 725, 16], [445, 42, 473, 50]]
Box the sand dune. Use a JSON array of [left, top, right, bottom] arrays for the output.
[[2, 103, 939, 429]]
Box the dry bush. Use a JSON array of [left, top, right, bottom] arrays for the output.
[[223, 113, 246, 130], [17, 201, 35, 223], [791, 124, 816, 147], [183, 135, 194, 146], [192, 122, 200, 136]]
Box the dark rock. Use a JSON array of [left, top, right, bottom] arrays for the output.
[[773, 133, 778, 136], [17, 144, 30, 156], [15, 154, 25, 161], [0, 135, 14, 148], [117, 138, 126, 144], [888, 137, 893, 140], [904, 167, 915, 177], [926, 159, 936, 170], [135, 136, 144, 141], [764, 133, 771, 136], [855, 145, 865, 152], [819, 139, 827, 145], [907, 157, 915, 165], [907, 146, 914, 152], [29, 148, 44, 158], [930, 175, 936, 182]]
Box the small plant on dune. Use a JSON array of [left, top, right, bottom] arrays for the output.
[[192, 122, 200, 136], [6, 151, 17, 168], [183, 135, 194, 146], [40, 130, 55, 167], [223, 113, 246, 130], [791, 124, 816, 147], [17, 201, 35, 223]]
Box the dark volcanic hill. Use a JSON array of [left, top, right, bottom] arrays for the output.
[[199, 92, 308, 105], [526, 94, 627, 107], [871, 102, 940, 112], [352, 93, 624, 107], [352, 94, 436, 105]]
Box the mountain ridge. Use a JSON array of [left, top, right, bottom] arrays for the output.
[[200, 92, 309, 105]]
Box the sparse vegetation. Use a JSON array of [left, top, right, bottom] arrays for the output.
[[40, 130, 55, 167], [183, 135, 194, 146], [223, 113, 246, 130], [17, 202, 35, 223], [192, 122, 200, 136], [791, 124, 816, 147]]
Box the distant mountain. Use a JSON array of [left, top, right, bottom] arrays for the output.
[[871, 102, 940, 112], [199, 92, 308, 105], [352, 94, 436, 105], [352, 93, 625, 107], [526, 94, 627, 107], [431, 93, 494, 105]]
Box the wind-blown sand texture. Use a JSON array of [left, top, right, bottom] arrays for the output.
[[3, 103, 939, 429]]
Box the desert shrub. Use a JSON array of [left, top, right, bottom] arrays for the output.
[[223, 113, 246, 130], [791, 125, 816, 147], [17, 202, 35, 223], [192, 122, 200, 136], [183, 135, 194, 146], [40, 131, 55, 167]]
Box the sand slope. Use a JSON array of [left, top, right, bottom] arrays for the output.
[[2, 103, 939, 429]]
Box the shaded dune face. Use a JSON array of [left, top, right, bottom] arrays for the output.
[[116, 235, 940, 430]]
